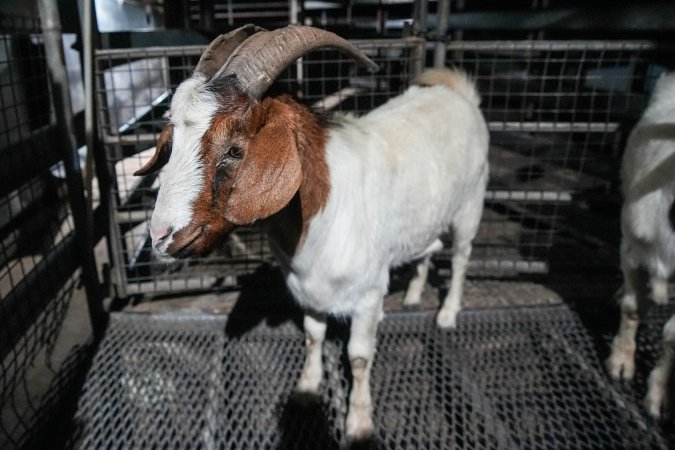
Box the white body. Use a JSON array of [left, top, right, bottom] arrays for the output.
[[275, 82, 488, 317], [607, 72, 675, 418], [269, 71, 488, 438]]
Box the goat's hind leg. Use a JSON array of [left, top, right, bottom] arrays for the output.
[[437, 206, 481, 328], [296, 312, 327, 394], [645, 314, 675, 418], [403, 255, 432, 307], [404, 239, 443, 307], [607, 264, 647, 380]]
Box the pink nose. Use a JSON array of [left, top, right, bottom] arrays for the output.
[[150, 225, 173, 247]]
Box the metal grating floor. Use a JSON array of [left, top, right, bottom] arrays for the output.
[[73, 305, 666, 449]]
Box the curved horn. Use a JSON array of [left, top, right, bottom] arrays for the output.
[[194, 24, 266, 79], [213, 25, 380, 98]]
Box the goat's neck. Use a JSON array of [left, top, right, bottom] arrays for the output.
[[264, 96, 330, 257]]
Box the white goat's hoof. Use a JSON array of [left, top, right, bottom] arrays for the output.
[[645, 389, 664, 419], [606, 349, 635, 380], [436, 309, 458, 329], [650, 279, 669, 305], [296, 377, 321, 394], [346, 411, 374, 441], [402, 294, 421, 307]]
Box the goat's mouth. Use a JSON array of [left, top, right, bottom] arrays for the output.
[[167, 225, 206, 259]]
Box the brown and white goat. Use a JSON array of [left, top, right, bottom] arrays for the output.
[[136, 25, 489, 439]]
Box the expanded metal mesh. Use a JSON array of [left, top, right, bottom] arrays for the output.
[[445, 40, 662, 275], [74, 305, 666, 449], [0, 15, 88, 449], [95, 38, 424, 297]]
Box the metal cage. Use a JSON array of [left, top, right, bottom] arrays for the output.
[[0, 13, 98, 449], [98, 36, 666, 298], [96, 37, 425, 298], [443, 40, 662, 275]]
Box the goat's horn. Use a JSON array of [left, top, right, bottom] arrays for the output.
[[194, 24, 266, 79], [215, 25, 380, 98]]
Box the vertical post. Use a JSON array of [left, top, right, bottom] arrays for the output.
[[199, 0, 215, 32], [434, 0, 450, 68], [413, 0, 428, 35], [38, 0, 106, 339]]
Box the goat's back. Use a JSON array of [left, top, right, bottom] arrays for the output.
[[325, 70, 488, 265]]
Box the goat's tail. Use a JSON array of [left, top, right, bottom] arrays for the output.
[[413, 68, 481, 106]]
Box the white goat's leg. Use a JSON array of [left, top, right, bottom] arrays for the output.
[[646, 315, 675, 418], [437, 240, 471, 329], [607, 266, 643, 380], [296, 312, 327, 394], [403, 255, 431, 307], [650, 276, 669, 305], [345, 293, 382, 440]]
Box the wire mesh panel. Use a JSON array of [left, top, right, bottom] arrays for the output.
[[0, 14, 90, 449], [73, 305, 667, 449], [95, 38, 425, 298], [444, 40, 664, 275]]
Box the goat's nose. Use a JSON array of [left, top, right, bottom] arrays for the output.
[[150, 225, 173, 247]]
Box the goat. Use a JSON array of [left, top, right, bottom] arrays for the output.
[[606, 71, 675, 418], [135, 25, 489, 439]]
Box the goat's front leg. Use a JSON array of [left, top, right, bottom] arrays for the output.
[[346, 292, 382, 440], [645, 315, 675, 418], [607, 264, 645, 380], [297, 312, 327, 394]]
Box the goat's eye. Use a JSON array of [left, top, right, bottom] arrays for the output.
[[228, 146, 244, 159]]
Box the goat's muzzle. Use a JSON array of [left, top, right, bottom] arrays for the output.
[[158, 221, 236, 260]]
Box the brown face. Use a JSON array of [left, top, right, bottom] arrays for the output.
[[136, 89, 304, 260]]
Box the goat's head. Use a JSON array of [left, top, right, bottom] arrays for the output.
[[135, 25, 377, 260]]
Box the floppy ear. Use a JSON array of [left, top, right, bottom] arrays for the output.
[[134, 124, 174, 176], [223, 100, 303, 224]]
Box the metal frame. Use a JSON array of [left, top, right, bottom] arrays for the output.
[[95, 34, 669, 296], [0, 8, 104, 448], [440, 39, 662, 275]]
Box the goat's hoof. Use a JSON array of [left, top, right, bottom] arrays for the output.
[[606, 351, 635, 380], [645, 390, 665, 419], [296, 376, 322, 394], [436, 309, 458, 329], [346, 413, 374, 442], [402, 295, 421, 308]]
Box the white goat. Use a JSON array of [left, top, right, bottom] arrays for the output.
[[135, 25, 489, 438], [607, 71, 675, 418]]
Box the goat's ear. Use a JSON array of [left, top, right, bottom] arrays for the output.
[[223, 100, 302, 224], [134, 124, 174, 176]]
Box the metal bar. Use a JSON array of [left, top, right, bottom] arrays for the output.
[[488, 121, 619, 133], [93, 38, 423, 58], [446, 40, 656, 52], [484, 190, 573, 203], [39, 0, 106, 338], [412, 0, 429, 35], [434, 0, 450, 67], [199, 0, 215, 33], [467, 259, 548, 274]]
